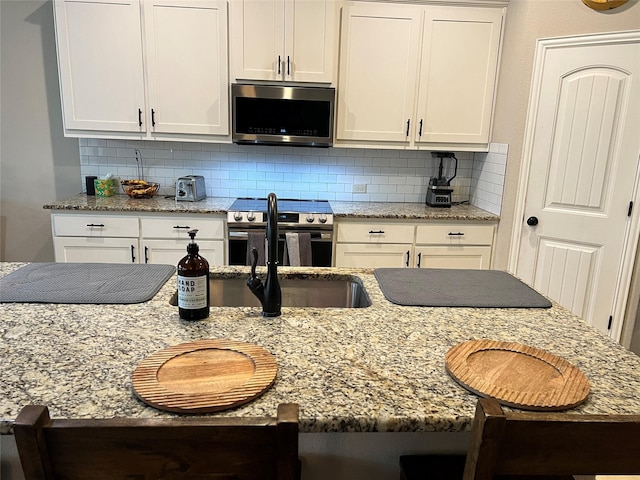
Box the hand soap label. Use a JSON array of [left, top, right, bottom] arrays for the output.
[[177, 275, 207, 309]]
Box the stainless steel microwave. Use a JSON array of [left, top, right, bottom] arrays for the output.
[[231, 84, 335, 147]]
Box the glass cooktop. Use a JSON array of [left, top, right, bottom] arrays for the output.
[[229, 197, 333, 214]]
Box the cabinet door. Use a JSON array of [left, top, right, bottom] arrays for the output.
[[415, 6, 503, 146], [144, 0, 228, 136], [335, 244, 412, 268], [414, 246, 491, 270], [142, 239, 224, 265], [230, 0, 285, 81], [284, 0, 337, 82], [336, 2, 421, 142], [53, 0, 145, 132], [54, 237, 139, 263]]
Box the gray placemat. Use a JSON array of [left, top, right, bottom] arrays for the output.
[[374, 268, 552, 308], [0, 263, 175, 304]]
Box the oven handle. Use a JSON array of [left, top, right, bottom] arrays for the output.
[[228, 231, 333, 241]]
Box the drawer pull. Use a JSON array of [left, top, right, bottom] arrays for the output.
[[173, 225, 191, 229], [448, 232, 465, 236], [86, 223, 105, 228], [368, 230, 385, 234]]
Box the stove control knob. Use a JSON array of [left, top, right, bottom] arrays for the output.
[[233, 212, 243, 221], [318, 214, 328, 224], [306, 214, 315, 223], [247, 212, 256, 222]]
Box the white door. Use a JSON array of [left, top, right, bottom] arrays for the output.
[[514, 32, 640, 337], [144, 0, 229, 135]]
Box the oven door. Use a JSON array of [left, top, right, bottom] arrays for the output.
[[228, 227, 333, 267]]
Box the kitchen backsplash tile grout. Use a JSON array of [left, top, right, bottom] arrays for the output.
[[78, 139, 506, 213]]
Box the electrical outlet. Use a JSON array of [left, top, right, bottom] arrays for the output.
[[352, 184, 367, 193]]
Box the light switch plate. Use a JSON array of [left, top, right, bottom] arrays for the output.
[[352, 184, 367, 193]]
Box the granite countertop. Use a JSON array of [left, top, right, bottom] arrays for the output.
[[2, 262, 640, 435], [43, 194, 500, 221]]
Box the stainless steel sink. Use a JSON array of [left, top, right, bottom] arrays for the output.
[[170, 275, 371, 308]]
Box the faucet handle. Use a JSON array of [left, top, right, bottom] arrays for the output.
[[246, 247, 264, 300]]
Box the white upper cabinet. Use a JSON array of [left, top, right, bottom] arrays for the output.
[[53, 0, 145, 133], [336, 3, 422, 142], [336, 1, 505, 151], [415, 6, 503, 147], [53, 0, 229, 140], [230, 0, 338, 83], [143, 0, 229, 136]]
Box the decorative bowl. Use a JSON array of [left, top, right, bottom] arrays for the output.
[[121, 180, 160, 199]]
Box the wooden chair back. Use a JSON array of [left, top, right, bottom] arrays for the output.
[[465, 397, 640, 479], [14, 403, 299, 480]]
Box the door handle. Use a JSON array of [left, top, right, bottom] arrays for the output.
[[405, 250, 410, 267], [144, 246, 149, 264], [131, 245, 136, 263], [417, 252, 422, 268], [527, 216, 539, 226], [151, 109, 156, 127], [138, 108, 143, 127]]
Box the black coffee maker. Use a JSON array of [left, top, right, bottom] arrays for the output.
[[426, 152, 458, 208]]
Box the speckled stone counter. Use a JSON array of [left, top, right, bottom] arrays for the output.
[[2, 262, 639, 436], [43, 194, 235, 214], [43, 194, 499, 221]]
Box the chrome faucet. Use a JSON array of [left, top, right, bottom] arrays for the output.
[[247, 193, 282, 317]]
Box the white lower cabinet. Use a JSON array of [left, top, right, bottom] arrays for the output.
[[52, 213, 226, 265], [414, 223, 495, 269], [52, 214, 140, 263], [335, 243, 413, 268], [140, 217, 225, 265], [334, 219, 495, 269], [414, 246, 492, 269], [54, 237, 140, 263], [334, 221, 414, 267]]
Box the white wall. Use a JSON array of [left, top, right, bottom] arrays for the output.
[[0, 0, 80, 262]]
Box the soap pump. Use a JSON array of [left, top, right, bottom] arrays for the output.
[[177, 229, 210, 320]]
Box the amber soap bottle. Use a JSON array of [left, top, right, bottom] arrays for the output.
[[177, 229, 210, 320]]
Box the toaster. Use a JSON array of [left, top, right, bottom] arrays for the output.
[[175, 175, 206, 202]]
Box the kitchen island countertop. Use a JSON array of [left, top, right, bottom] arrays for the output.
[[2, 262, 639, 435], [43, 194, 499, 221]]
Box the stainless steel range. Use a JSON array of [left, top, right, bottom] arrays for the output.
[[227, 198, 334, 266]]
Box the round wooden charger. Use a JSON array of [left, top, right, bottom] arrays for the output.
[[445, 339, 590, 411], [132, 339, 277, 413]]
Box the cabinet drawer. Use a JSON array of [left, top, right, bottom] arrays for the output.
[[337, 222, 415, 244], [52, 214, 139, 238], [141, 217, 225, 240], [415, 223, 494, 245]]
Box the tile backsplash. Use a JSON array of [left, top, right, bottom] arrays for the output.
[[79, 139, 506, 214]]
